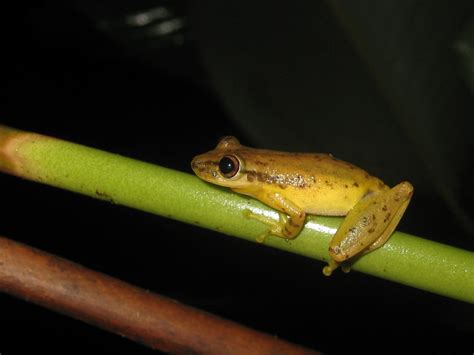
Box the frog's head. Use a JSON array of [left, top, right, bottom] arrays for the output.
[[191, 136, 249, 188]]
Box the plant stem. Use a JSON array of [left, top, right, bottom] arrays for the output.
[[0, 235, 318, 354], [0, 124, 473, 303]]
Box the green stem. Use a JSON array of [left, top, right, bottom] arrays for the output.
[[1, 125, 473, 303]]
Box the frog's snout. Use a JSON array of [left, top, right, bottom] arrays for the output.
[[191, 156, 203, 174], [191, 155, 216, 177]]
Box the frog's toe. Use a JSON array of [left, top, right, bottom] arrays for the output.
[[244, 209, 279, 226], [322, 265, 333, 276], [341, 264, 352, 273], [255, 232, 268, 243], [322, 258, 340, 277], [242, 209, 256, 219]]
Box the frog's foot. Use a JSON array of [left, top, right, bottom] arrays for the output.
[[322, 258, 340, 277], [323, 260, 353, 276], [243, 209, 287, 243], [327, 181, 413, 263]]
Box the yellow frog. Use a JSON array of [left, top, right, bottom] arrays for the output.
[[191, 136, 413, 275]]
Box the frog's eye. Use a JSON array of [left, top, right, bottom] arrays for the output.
[[219, 155, 240, 178]]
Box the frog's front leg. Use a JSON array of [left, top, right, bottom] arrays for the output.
[[241, 191, 306, 243], [323, 181, 413, 276]]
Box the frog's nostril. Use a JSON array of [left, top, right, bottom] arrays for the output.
[[191, 158, 207, 173]]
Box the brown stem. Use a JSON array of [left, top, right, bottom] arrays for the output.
[[0, 236, 318, 354]]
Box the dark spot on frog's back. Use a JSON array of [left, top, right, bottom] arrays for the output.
[[255, 160, 268, 166], [256, 172, 269, 182], [353, 182, 359, 187], [246, 171, 256, 182]]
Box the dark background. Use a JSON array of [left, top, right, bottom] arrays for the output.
[[1, 1, 474, 354]]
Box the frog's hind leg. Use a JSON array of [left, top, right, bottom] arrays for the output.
[[365, 183, 413, 253], [324, 181, 413, 275]]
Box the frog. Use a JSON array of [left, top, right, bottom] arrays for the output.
[[191, 136, 413, 276]]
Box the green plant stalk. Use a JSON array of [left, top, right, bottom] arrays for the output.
[[0, 125, 473, 303]]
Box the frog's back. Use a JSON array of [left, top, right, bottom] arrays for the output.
[[240, 148, 387, 216]]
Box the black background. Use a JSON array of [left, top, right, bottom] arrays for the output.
[[1, 1, 474, 354]]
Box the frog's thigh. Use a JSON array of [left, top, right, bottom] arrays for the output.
[[329, 181, 413, 262], [255, 192, 306, 239]]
